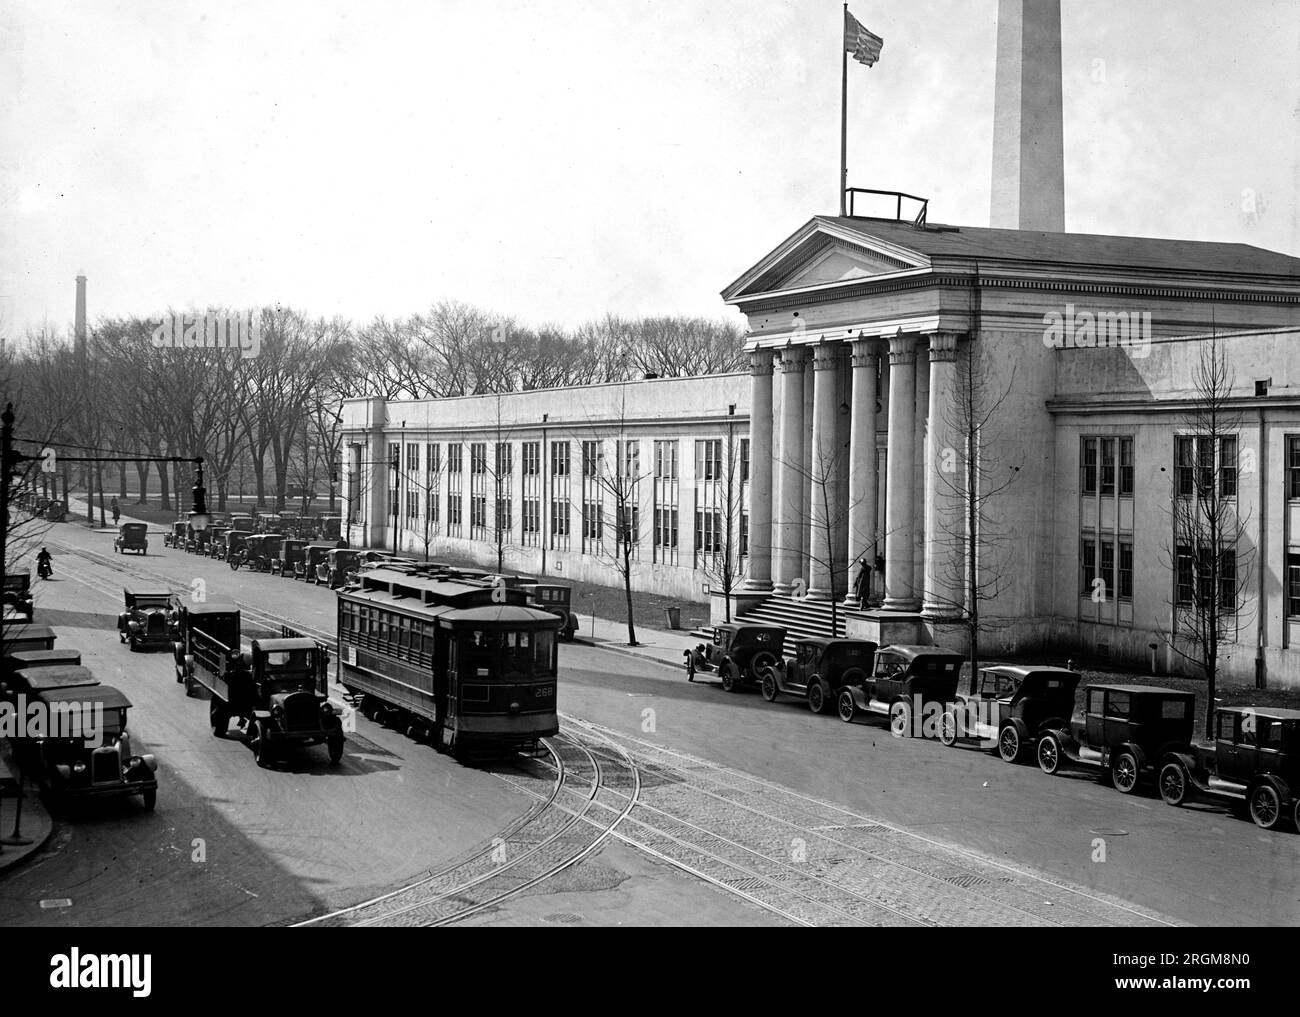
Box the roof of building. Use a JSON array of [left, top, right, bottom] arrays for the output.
[[818, 216, 1300, 278]]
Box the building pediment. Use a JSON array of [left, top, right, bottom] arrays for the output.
[[721, 218, 931, 303]]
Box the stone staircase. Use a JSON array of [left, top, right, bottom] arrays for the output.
[[692, 594, 860, 658]]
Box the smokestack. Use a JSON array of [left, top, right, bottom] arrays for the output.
[[75, 273, 87, 357]]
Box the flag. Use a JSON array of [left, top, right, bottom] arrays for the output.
[[844, 10, 883, 67]]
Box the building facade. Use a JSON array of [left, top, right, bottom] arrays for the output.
[[341, 212, 1300, 688]]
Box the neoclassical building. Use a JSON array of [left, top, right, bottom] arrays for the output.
[[340, 208, 1300, 687]]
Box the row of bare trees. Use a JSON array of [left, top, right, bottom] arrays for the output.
[[2, 303, 744, 516]]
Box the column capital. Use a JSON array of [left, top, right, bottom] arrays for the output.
[[777, 346, 809, 372], [812, 342, 841, 370], [850, 337, 882, 368], [749, 349, 776, 375], [887, 333, 915, 364], [927, 332, 959, 363]]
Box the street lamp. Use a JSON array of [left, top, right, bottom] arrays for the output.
[[188, 459, 210, 533]]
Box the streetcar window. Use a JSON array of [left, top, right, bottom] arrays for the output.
[[533, 630, 555, 673]]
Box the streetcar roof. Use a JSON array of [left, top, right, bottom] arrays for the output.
[[251, 637, 320, 652]]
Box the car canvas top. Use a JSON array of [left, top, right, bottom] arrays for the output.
[[1087, 683, 1194, 696], [1215, 705, 1300, 721], [7, 665, 101, 693], [883, 644, 964, 658], [33, 684, 132, 709]]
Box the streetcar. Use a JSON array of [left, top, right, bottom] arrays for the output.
[[335, 564, 561, 755]]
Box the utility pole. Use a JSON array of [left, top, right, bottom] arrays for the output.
[[1, 404, 14, 593]]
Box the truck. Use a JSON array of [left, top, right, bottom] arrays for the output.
[[171, 601, 344, 768]]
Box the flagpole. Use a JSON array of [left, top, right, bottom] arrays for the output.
[[840, 3, 848, 216]]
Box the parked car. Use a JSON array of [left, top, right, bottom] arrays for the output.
[[316, 548, 360, 588], [219, 529, 253, 563], [250, 533, 283, 572], [683, 622, 786, 692], [18, 683, 158, 811], [837, 644, 964, 735], [3, 663, 99, 700], [204, 526, 228, 558], [228, 514, 255, 533], [1157, 706, 1300, 830], [116, 587, 175, 651], [761, 637, 877, 715], [272, 538, 307, 577], [1037, 684, 1196, 794], [162, 521, 188, 549], [1, 623, 58, 654], [2, 570, 34, 622], [296, 543, 334, 581], [43, 499, 67, 522], [939, 665, 1081, 762], [316, 515, 342, 541], [2, 649, 83, 687], [113, 521, 149, 555]]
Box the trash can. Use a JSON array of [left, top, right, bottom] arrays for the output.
[[664, 607, 681, 630]]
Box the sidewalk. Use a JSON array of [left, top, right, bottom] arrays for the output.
[[575, 613, 701, 672], [0, 741, 54, 874]]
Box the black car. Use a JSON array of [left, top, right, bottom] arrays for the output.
[[837, 644, 964, 735], [684, 622, 786, 692], [2, 570, 34, 621], [117, 587, 175, 651], [761, 637, 877, 715], [939, 664, 1081, 762]]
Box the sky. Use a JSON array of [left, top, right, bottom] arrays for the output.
[[1, 0, 1298, 338]]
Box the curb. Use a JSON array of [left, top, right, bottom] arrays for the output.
[[584, 636, 690, 672], [0, 747, 55, 875]]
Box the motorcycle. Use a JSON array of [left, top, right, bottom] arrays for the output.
[[37, 559, 53, 580]]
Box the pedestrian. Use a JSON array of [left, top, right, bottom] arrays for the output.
[[853, 559, 872, 605], [110, 497, 120, 525]]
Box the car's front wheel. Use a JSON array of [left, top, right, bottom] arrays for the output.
[[1158, 760, 1189, 806], [720, 661, 740, 693], [760, 669, 779, 702], [808, 681, 829, 715], [1248, 782, 1283, 830], [837, 689, 856, 723], [1111, 750, 1141, 794], [889, 699, 912, 738], [939, 710, 959, 747]]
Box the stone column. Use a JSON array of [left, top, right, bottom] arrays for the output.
[[743, 350, 775, 592], [882, 335, 919, 611], [772, 347, 807, 595], [923, 332, 963, 617], [800, 351, 815, 587], [844, 339, 879, 609], [806, 343, 842, 601], [912, 351, 930, 592]]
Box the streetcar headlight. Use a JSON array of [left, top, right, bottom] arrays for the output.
[[73, 760, 86, 774]]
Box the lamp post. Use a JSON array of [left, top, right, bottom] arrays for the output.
[[189, 459, 210, 534]]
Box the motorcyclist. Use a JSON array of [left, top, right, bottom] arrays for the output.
[[36, 547, 53, 578]]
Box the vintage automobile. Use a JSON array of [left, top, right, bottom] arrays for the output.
[[520, 582, 580, 641], [3, 570, 34, 622], [117, 587, 175, 651], [251, 533, 283, 571], [296, 543, 334, 581], [228, 514, 255, 533], [162, 521, 188, 548], [219, 529, 253, 563], [1037, 683, 1196, 794], [761, 637, 877, 715], [1156, 706, 1300, 830], [683, 622, 786, 692], [837, 644, 965, 735], [939, 664, 1082, 762], [256, 513, 283, 534], [2, 649, 83, 687], [19, 682, 158, 811], [113, 521, 149, 555], [3, 663, 100, 699], [1, 623, 58, 655], [43, 499, 67, 522], [203, 526, 228, 558], [316, 515, 342, 541], [272, 538, 308, 577], [316, 548, 361, 588]]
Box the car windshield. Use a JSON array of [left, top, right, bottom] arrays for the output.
[[979, 671, 1019, 697], [263, 648, 315, 672]]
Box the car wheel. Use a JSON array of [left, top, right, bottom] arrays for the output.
[[760, 669, 779, 702], [1037, 733, 1063, 775], [889, 699, 911, 738], [720, 661, 740, 693], [1248, 783, 1283, 830], [750, 650, 777, 684], [142, 788, 157, 811], [998, 724, 1025, 763], [939, 710, 959, 747], [250, 720, 271, 768], [808, 681, 828, 715], [837, 689, 856, 723], [1111, 750, 1141, 794], [1158, 761, 1189, 806]]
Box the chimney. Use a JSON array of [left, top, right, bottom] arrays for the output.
[[75, 273, 87, 357]]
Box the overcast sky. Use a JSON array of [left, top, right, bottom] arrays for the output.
[[2, 0, 1297, 337]]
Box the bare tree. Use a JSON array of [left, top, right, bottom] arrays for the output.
[[1159, 337, 1255, 734], [695, 429, 749, 623]]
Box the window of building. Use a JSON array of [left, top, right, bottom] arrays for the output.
[[495, 495, 512, 537], [470, 494, 487, 537], [1175, 437, 1195, 498], [582, 500, 601, 542], [1287, 554, 1300, 617], [522, 441, 540, 476], [522, 499, 540, 539], [1081, 438, 1097, 495], [653, 440, 679, 565], [1288, 437, 1300, 500], [470, 443, 487, 475], [495, 442, 512, 477], [1099, 539, 1115, 602], [426, 443, 439, 474], [447, 443, 462, 474], [1100, 437, 1116, 497], [551, 441, 570, 477], [1118, 540, 1133, 600], [1175, 544, 1194, 605], [1080, 536, 1096, 596], [1219, 436, 1237, 498], [740, 439, 750, 484], [1119, 437, 1134, 496], [582, 440, 599, 478], [550, 498, 570, 546]]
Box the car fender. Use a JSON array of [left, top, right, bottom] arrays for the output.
[[116, 613, 128, 631], [1003, 715, 1029, 741], [1116, 741, 1147, 772]]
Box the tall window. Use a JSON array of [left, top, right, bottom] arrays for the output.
[[1081, 438, 1097, 495], [388, 442, 400, 519], [446, 443, 463, 537], [1176, 435, 1240, 499], [1287, 553, 1300, 617], [694, 438, 724, 568], [653, 439, 679, 565], [1119, 437, 1134, 496], [494, 442, 513, 545], [550, 440, 570, 550], [1080, 536, 1097, 596], [581, 440, 602, 553], [521, 441, 541, 547], [1100, 438, 1116, 497], [618, 439, 641, 557], [426, 444, 441, 526], [1118, 540, 1133, 600], [1288, 437, 1300, 499], [470, 443, 487, 475]]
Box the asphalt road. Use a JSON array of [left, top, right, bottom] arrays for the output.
[[7, 524, 1298, 927]]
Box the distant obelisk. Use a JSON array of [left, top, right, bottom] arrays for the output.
[[990, 0, 1065, 231], [74, 272, 87, 360]]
